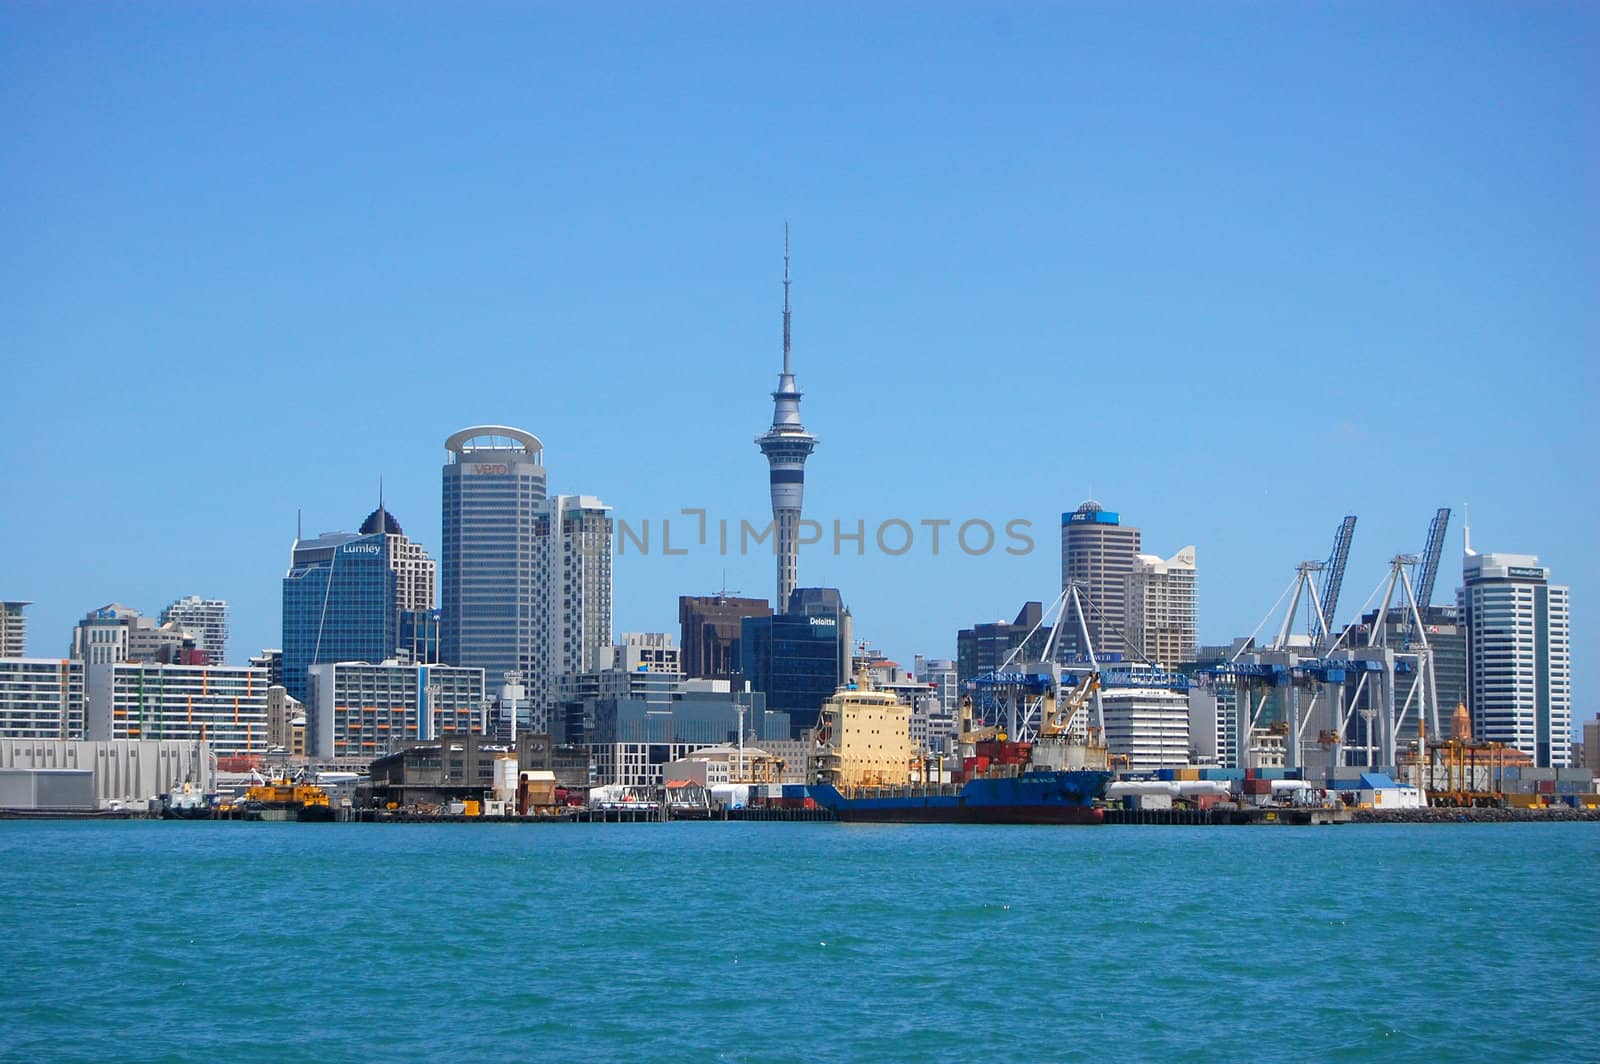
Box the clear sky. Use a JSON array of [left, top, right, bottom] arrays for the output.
[[3, 3, 1595, 733]]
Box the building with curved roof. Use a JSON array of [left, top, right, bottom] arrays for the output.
[[440, 425, 550, 706]]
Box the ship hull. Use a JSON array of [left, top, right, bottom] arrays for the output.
[[808, 770, 1113, 825]]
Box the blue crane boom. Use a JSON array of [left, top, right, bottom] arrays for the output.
[[1314, 515, 1358, 642], [1414, 507, 1450, 611]]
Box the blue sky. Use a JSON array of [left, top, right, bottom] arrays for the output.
[[3, 3, 1595, 732]]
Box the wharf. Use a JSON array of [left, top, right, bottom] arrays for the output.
[[1104, 807, 1353, 826]]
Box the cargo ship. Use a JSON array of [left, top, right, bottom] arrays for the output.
[[805, 669, 1112, 824]]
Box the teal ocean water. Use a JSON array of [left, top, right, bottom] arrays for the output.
[[1, 821, 1596, 1062]]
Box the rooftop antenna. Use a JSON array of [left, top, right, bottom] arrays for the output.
[[782, 221, 792, 375], [296, 508, 302, 542], [1463, 502, 1475, 557]]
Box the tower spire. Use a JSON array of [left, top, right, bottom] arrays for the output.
[[756, 223, 818, 611], [782, 221, 792, 375]]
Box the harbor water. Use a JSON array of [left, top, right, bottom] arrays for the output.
[[1, 820, 1595, 1062]]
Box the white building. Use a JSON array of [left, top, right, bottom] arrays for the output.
[[1459, 550, 1572, 767], [1, 602, 28, 658], [159, 596, 229, 664], [1186, 684, 1238, 768], [1128, 547, 1197, 668], [543, 495, 615, 689], [0, 659, 84, 740], [72, 604, 198, 665], [0, 738, 212, 806], [1101, 686, 1191, 769], [306, 661, 485, 760], [85, 661, 269, 757]]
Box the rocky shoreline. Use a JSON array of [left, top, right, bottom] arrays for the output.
[[1353, 806, 1600, 824]]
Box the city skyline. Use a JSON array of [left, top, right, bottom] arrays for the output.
[[1, 5, 1593, 725]]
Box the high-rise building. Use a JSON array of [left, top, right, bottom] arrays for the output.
[[1060, 502, 1141, 660], [679, 594, 772, 679], [281, 504, 437, 703], [543, 495, 614, 686], [1459, 549, 1572, 767], [159, 596, 229, 665], [755, 233, 818, 610], [305, 661, 484, 760], [1101, 685, 1191, 769], [740, 588, 852, 737], [956, 602, 1052, 685], [282, 531, 393, 703], [1, 602, 29, 658], [441, 426, 549, 695], [0, 658, 84, 740], [71, 604, 201, 666], [85, 661, 268, 756], [1127, 547, 1197, 669]]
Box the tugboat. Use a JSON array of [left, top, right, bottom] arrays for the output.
[[806, 668, 1112, 824], [160, 780, 214, 820], [242, 771, 336, 822]]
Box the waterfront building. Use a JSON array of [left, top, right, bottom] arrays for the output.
[[440, 426, 548, 696], [159, 596, 228, 665], [679, 594, 772, 679], [84, 661, 268, 756], [1060, 502, 1141, 660], [1582, 713, 1599, 773], [740, 587, 852, 737], [1459, 549, 1572, 767], [1100, 685, 1191, 769], [0, 658, 84, 740], [1, 601, 29, 658], [754, 234, 818, 610], [589, 681, 777, 787], [956, 602, 1051, 685], [305, 660, 484, 760], [1127, 547, 1197, 668], [0, 738, 213, 807]]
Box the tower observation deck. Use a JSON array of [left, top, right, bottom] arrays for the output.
[[756, 228, 818, 610]]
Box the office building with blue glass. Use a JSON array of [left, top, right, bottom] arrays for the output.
[[740, 587, 852, 737], [281, 506, 437, 704]]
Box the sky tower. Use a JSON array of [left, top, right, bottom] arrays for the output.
[[756, 227, 818, 611]]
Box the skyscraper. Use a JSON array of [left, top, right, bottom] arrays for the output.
[[1060, 501, 1141, 660], [740, 587, 851, 737], [679, 594, 772, 679], [542, 494, 615, 684], [280, 505, 436, 703], [1459, 548, 1572, 767], [440, 426, 548, 692], [159, 596, 229, 665], [281, 530, 394, 703], [1127, 547, 1197, 669], [755, 231, 818, 610]]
